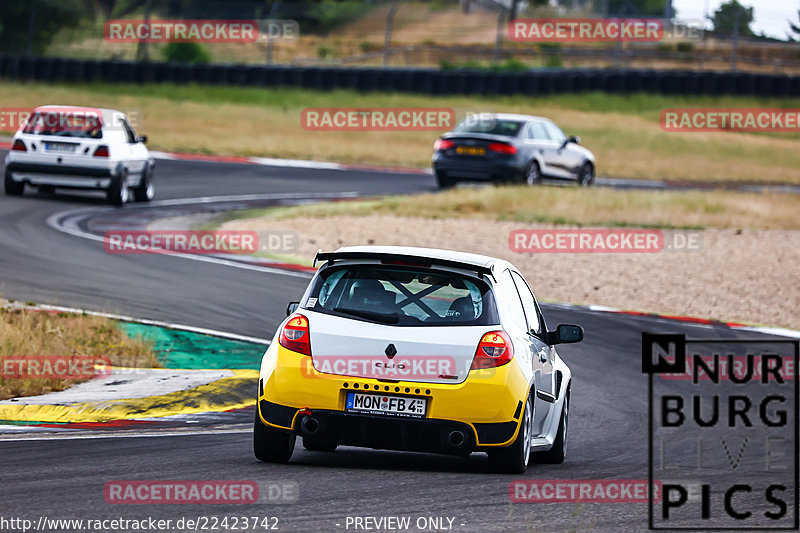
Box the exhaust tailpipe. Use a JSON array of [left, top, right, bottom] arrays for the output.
[[301, 416, 319, 435], [448, 430, 465, 447]]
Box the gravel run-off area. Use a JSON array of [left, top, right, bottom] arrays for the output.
[[220, 214, 800, 331]]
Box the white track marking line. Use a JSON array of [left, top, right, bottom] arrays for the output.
[[46, 192, 359, 278], [150, 150, 433, 174], [733, 326, 800, 339], [150, 151, 344, 170]]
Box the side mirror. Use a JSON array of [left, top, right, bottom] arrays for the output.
[[286, 301, 300, 316], [138, 134, 148, 144], [567, 135, 580, 144], [547, 324, 583, 345]]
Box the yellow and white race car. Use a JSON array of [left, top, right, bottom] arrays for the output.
[[255, 246, 583, 473]]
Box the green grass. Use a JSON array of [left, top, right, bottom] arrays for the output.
[[1, 80, 798, 183]]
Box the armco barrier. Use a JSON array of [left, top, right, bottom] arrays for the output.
[[0, 54, 797, 96]]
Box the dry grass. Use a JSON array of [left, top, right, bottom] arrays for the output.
[[232, 186, 800, 230], [1, 81, 798, 183], [0, 307, 158, 400], [50, 2, 800, 75]]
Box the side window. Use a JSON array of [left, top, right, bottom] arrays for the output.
[[543, 122, 566, 144], [533, 297, 547, 334], [510, 271, 541, 335], [527, 122, 548, 140], [121, 119, 136, 143], [498, 270, 528, 334]]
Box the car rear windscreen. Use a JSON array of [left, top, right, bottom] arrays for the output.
[[452, 118, 524, 137], [22, 111, 103, 139], [305, 265, 499, 326]]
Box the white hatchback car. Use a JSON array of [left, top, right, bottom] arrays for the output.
[[4, 105, 154, 206], [255, 246, 584, 473]]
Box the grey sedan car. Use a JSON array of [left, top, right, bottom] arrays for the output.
[[431, 113, 595, 189]]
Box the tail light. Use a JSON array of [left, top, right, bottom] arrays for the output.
[[471, 330, 514, 370], [93, 145, 110, 157], [434, 139, 454, 151], [279, 313, 311, 356], [488, 142, 517, 155], [11, 139, 26, 152]]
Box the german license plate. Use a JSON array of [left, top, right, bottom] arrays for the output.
[[345, 392, 427, 418], [456, 146, 485, 156], [44, 142, 76, 153]]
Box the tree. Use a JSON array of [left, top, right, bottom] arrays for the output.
[[788, 8, 800, 41], [605, 0, 668, 17], [710, 0, 754, 38], [0, 0, 84, 54], [162, 42, 211, 64]]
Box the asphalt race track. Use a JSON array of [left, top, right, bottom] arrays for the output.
[[0, 152, 796, 532]]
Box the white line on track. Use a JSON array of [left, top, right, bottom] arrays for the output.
[[150, 151, 344, 170], [46, 192, 359, 279]]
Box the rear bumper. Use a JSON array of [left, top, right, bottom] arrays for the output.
[[6, 162, 116, 189], [260, 399, 482, 455], [257, 345, 530, 453], [432, 155, 525, 181]]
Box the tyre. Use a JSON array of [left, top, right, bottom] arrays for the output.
[[302, 436, 337, 452], [578, 162, 595, 187], [132, 162, 154, 202], [524, 161, 542, 186], [106, 168, 128, 206], [253, 411, 296, 463], [435, 170, 456, 190], [4, 171, 23, 196], [488, 390, 533, 474], [532, 393, 568, 464]]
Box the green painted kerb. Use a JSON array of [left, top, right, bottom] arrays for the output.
[[120, 322, 267, 370]]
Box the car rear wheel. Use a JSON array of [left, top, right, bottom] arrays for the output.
[[107, 168, 129, 206], [253, 411, 296, 463], [578, 163, 595, 187], [4, 171, 23, 196], [525, 161, 542, 186], [133, 163, 155, 202], [532, 393, 568, 464], [488, 390, 533, 474], [302, 436, 338, 452], [435, 170, 456, 190]]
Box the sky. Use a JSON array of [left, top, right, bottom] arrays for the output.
[[672, 0, 798, 39]]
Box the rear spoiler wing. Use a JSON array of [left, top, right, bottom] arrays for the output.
[[313, 251, 496, 281]]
